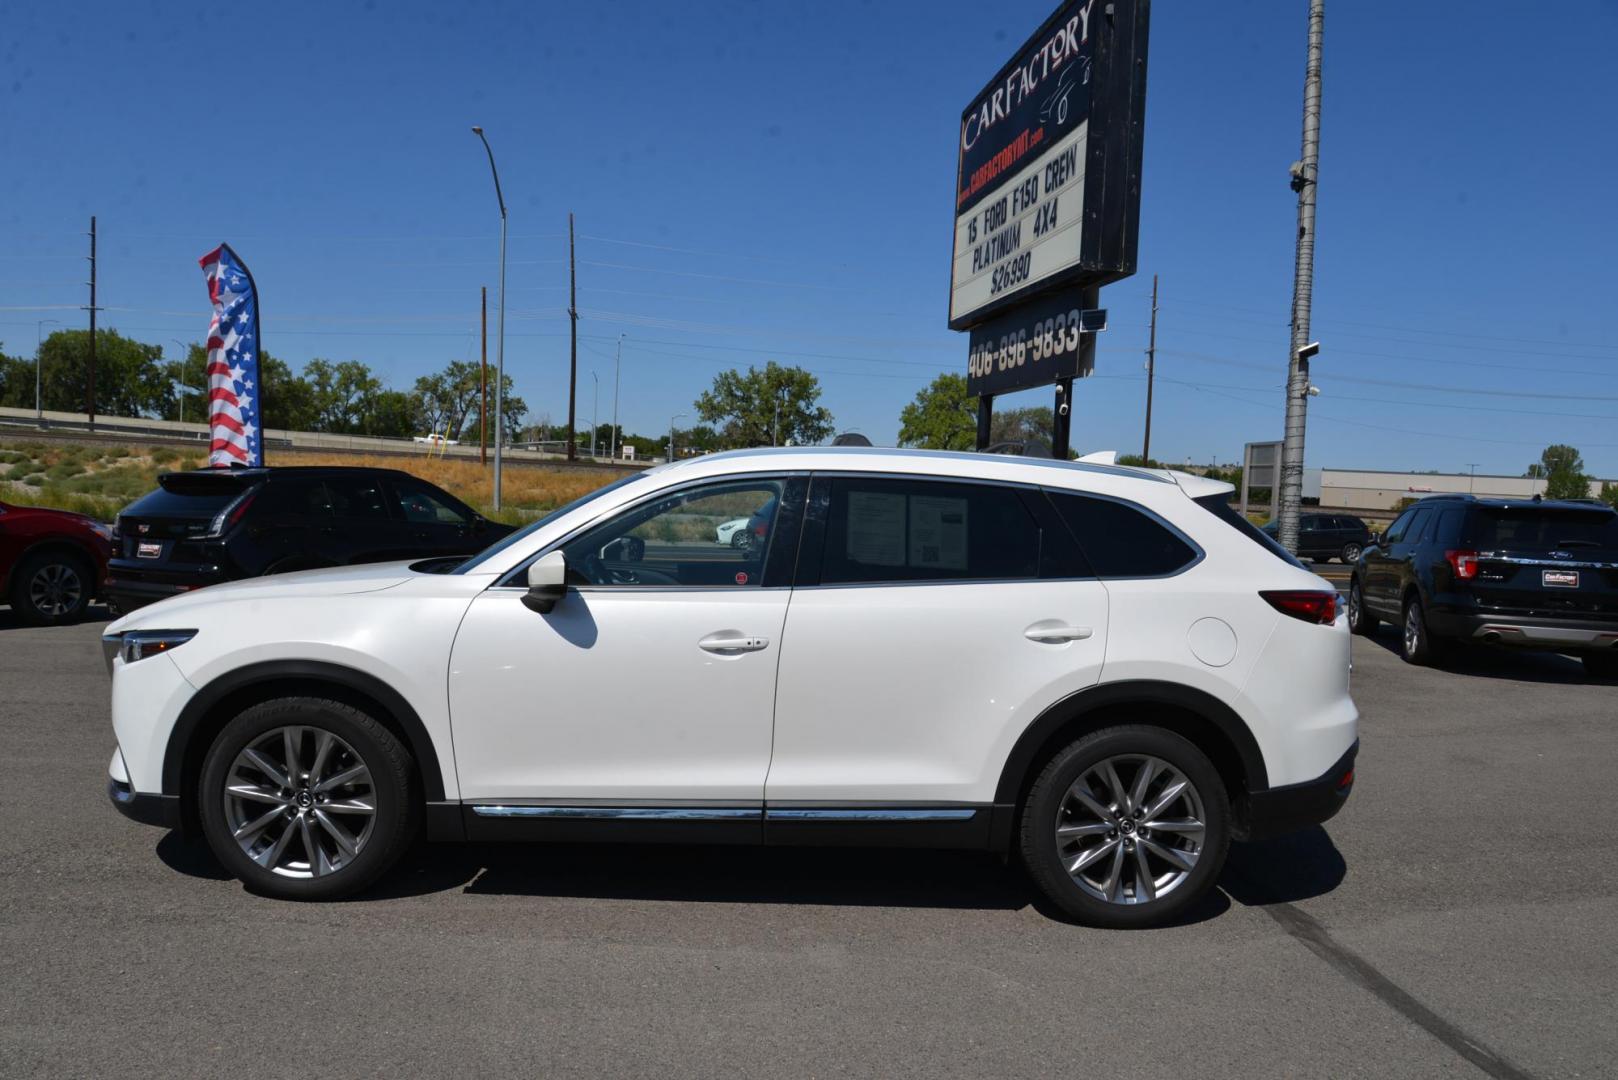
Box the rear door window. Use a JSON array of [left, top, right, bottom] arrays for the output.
[[1403, 508, 1435, 545], [817, 478, 1041, 585], [1048, 492, 1199, 577], [327, 474, 393, 521], [387, 476, 470, 524]]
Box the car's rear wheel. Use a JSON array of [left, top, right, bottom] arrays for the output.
[[1340, 542, 1363, 564], [198, 697, 417, 900], [9, 549, 92, 626], [1401, 596, 1444, 666], [1583, 652, 1618, 680], [1019, 726, 1229, 928], [1347, 579, 1377, 636]]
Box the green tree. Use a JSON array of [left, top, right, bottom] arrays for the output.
[[1598, 481, 1618, 509], [362, 389, 421, 438], [695, 362, 834, 448], [20, 329, 172, 418], [464, 371, 526, 443], [898, 373, 976, 451], [303, 358, 384, 433], [414, 359, 485, 441], [1539, 444, 1591, 500], [990, 406, 1053, 447]]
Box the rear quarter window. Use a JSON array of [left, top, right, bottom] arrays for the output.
[[1191, 494, 1305, 569], [1048, 491, 1199, 577]]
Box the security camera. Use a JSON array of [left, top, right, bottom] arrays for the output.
[[1306, 385, 1321, 397]]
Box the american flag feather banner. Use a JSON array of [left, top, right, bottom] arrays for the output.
[[198, 244, 263, 467]]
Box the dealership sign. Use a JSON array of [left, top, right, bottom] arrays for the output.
[[950, 0, 1149, 362]]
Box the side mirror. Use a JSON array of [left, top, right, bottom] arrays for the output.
[[1369, 532, 1382, 547], [521, 550, 568, 614]]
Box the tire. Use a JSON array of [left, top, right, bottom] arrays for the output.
[[1019, 725, 1230, 929], [1340, 542, 1363, 564], [1347, 579, 1378, 636], [8, 549, 93, 626], [198, 697, 417, 900], [729, 531, 748, 549], [1583, 652, 1618, 680], [1400, 595, 1445, 666]]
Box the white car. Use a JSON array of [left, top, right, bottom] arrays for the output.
[[103, 447, 1357, 927], [714, 517, 751, 547]]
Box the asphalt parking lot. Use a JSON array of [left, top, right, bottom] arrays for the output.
[[2, 609, 1614, 1079]]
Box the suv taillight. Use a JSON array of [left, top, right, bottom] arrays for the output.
[[1445, 549, 1479, 580], [207, 492, 257, 538], [1260, 590, 1339, 625]]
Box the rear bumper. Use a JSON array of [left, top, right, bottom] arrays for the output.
[[1427, 608, 1618, 651], [1242, 740, 1357, 840]]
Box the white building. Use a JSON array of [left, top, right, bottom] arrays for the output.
[[1317, 468, 1611, 516]]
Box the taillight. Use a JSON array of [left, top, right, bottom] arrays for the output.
[[207, 492, 257, 537], [1260, 590, 1340, 625], [1445, 549, 1479, 580]]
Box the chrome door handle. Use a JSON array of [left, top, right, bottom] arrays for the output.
[[698, 632, 770, 654], [1024, 622, 1093, 644]]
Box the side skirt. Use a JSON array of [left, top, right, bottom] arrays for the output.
[[455, 804, 998, 850]]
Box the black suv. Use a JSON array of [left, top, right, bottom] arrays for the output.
[[108, 466, 513, 612], [1262, 512, 1372, 563], [1346, 494, 1618, 677]]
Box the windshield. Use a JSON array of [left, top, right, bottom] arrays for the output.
[[1471, 508, 1618, 553], [452, 471, 649, 574], [1194, 495, 1306, 569]]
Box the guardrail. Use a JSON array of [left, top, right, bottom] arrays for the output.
[[0, 407, 648, 471]]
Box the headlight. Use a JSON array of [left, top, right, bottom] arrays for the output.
[[89, 521, 114, 542], [102, 630, 196, 675]]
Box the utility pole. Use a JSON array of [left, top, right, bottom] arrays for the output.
[[480, 286, 488, 467], [590, 370, 598, 459], [1466, 463, 1480, 493], [773, 393, 780, 447], [567, 212, 579, 461], [611, 334, 623, 463], [1278, 0, 1324, 555], [85, 216, 98, 429], [1142, 274, 1158, 462]]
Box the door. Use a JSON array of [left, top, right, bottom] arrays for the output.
[[383, 474, 482, 558], [1363, 507, 1414, 613], [765, 476, 1109, 806], [1299, 515, 1326, 559], [448, 476, 803, 801]]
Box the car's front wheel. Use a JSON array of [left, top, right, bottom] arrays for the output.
[[9, 549, 93, 625], [198, 697, 417, 900], [1019, 726, 1229, 928], [1340, 541, 1363, 564]]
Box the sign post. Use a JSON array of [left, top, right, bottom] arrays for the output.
[[949, 0, 1150, 457]]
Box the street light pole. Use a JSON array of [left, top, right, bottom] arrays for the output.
[[35, 319, 58, 422], [590, 370, 598, 460], [170, 340, 190, 426], [669, 412, 686, 464], [611, 334, 623, 463], [471, 126, 508, 511], [1466, 463, 1480, 493]]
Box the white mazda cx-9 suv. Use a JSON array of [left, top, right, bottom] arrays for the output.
[[104, 447, 1357, 928]]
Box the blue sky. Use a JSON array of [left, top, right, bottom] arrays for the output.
[[3, 0, 1617, 477]]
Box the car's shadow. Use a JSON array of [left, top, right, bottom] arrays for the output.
[[1360, 623, 1606, 684], [157, 826, 1346, 925]]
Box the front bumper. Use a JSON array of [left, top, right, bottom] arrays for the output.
[[107, 747, 181, 830], [1242, 739, 1357, 840]]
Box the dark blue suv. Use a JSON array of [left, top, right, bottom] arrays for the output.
[[1347, 495, 1618, 678]]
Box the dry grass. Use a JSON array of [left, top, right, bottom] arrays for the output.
[[291, 453, 619, 522], [0, 438, 623, 523]]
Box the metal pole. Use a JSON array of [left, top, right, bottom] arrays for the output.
[[1278, 0, 1324, 555], [773, 394, 780, 447], [471, 127, 507, 509], [35, 319, 58, 421], [86, 215, 97, 429], [669, 412, 685, 464], [567, 213, 578, 461], [975, 397, 992, 451], [1143, 274, 1158, 462], [1466, 463, 1479, 493], [480, 286, 488, 467], [611, 334, 622, 463], [590, 371, 598, 460]]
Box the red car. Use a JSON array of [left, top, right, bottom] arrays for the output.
[[0, 500, 113, 625]]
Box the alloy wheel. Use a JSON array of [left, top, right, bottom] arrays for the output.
[[1343, 543, 1362, 563], [1348, 583, 1362, 625], [221, 726, 377, 878], [29, 562, 83, 618], [1054, 754, 1205, 905], [1404, 604, 1424, 658]]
